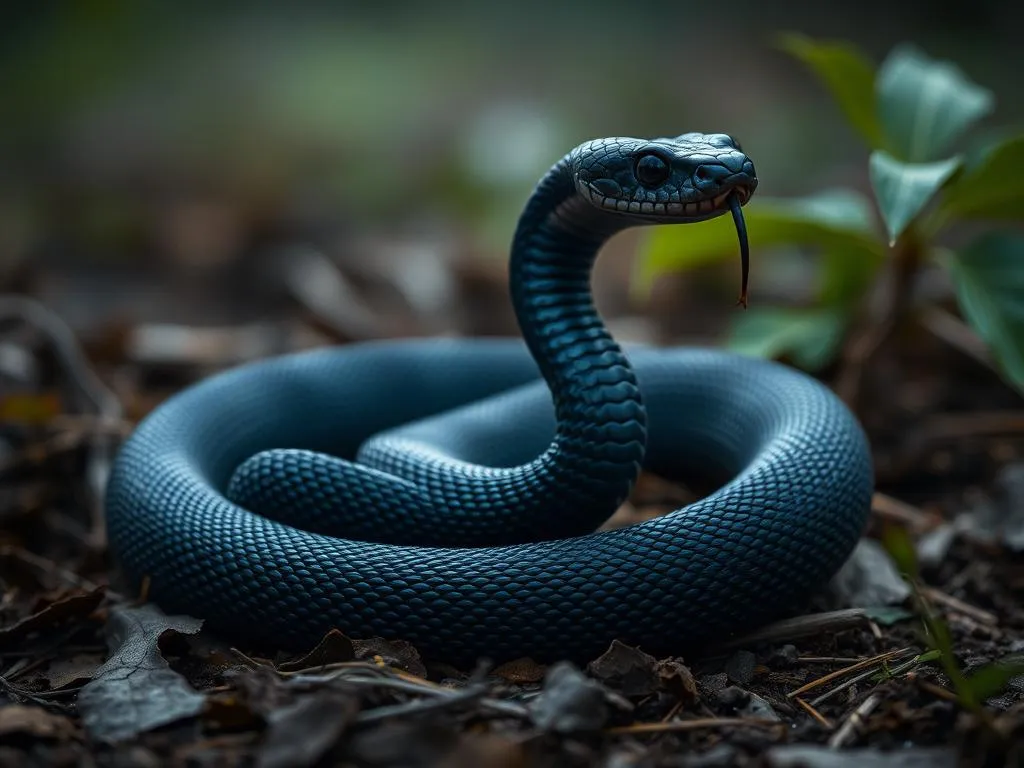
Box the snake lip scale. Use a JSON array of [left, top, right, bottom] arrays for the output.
[[106, 132, 874, 666]]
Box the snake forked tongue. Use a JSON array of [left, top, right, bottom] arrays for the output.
[[728, 191, 749, 308]]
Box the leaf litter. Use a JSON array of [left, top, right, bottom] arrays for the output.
[[1, 274, 1023, 766]]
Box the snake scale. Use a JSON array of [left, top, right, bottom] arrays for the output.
[[106, 133, 874, 665]]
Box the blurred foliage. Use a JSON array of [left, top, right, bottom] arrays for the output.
[[638, 36, 1024, 393]]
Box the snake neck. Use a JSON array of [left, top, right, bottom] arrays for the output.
[[510, 160, 647, 507]]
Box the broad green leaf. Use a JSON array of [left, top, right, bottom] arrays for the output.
[[869, 151, 961, 243], [876, 44, 994, 162], [636, 189, 884, 292], [777, 33, 884, 148], [726, 306, 848, 371], [947, 233, 1024, 393], [964, 656, 1024, 702], [940, 134, 1024, 221]]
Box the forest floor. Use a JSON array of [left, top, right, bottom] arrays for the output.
[[0, 258, 1022, 768]]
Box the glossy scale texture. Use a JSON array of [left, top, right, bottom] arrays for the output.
[[105, 134, 874, 664]]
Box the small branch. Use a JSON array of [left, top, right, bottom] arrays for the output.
[[828, 692, 881, 748], [921, 586, 998, 626], [607, 717, 782, 735], [788, 648, 914, 699], [794, 696, 833, 729]]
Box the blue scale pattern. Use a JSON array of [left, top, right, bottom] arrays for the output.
[[105, 135, 874, 665]]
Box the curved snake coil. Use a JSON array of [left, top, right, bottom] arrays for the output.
[[106, 133, 874, 664]]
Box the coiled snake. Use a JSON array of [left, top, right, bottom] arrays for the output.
[[106, 133, 873, 664]]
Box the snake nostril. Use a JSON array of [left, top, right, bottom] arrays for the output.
[[695, 166, 711, 182]]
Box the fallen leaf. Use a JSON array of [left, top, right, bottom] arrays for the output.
[[77, 603, 205, 742], [655, 658, 700, 706], [491, 657, 547, 684], [528, 662, 630, 735], [828, 538, 911, 608], [0, 586, 105, 650], [256, 686, 359, 768], [0, 704, 77, 742], [585, 640, 660, 698], [351, 637, 427, 678]]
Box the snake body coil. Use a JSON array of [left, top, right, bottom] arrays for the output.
[[106, 134, 873, 664]]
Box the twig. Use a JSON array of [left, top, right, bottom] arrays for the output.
[[828, 692, 881, 748], [916, 678, 960, 703], [296, 670, 529, 719], [921, 586, 998, 626], [354, 684, 487, 725], [788, 648, 913, 699], [798, 657, 864, 664], [794, 696, 833, 729], [871, 492, 938, 533], [725, 609, 870, 648], [607, 717, 782, 735], [807, 650, 921, 708]]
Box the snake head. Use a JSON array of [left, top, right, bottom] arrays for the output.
[[570, 133, 757, 223], [570, 132, 757, 306]]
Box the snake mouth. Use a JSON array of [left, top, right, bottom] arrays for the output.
[[584, 182, 754, 220]]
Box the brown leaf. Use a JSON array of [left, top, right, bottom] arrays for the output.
[[0, 586, 105, 650], [492, 658, 547, 684], [656, 658, 700, 706], [277, 629, 354, 673], [352, 637, 427, 678], [0, 705, 77, 742], [585, 640, 660, 698]]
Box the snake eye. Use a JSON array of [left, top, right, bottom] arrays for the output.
[[634, 153, 671, 187]]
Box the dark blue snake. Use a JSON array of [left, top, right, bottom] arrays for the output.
[[105, 133, 874, 665]]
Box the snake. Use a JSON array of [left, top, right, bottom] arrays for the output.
[[105, 132, 874, 665]]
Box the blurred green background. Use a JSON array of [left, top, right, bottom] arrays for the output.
[[0, 0, 1019, 337]]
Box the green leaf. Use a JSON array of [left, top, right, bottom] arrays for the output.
[[776, 33, 884, 148], [726, 306, 848, 371], [947, 233, 1024, 393], [964, 656, 1024, 702], [880, 522, 919, 579], [940, 134, 1024, 221], [635, 189, 884, 292], [869, 151, 961, 243], [876, 44, 995, 162]]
